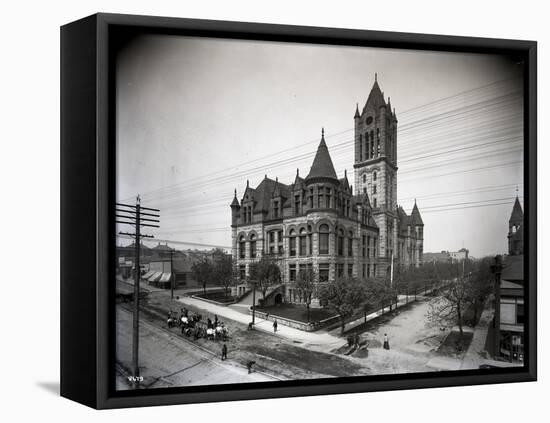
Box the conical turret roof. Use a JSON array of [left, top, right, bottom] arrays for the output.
[[306, 129, 338, 181], [230, 189, 240, 207], [411, 200, 424, 226], [510, 196, 523, 222], [365, 75, 387, 110]]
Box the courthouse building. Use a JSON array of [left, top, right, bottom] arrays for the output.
[[230, 77, 424, 303]]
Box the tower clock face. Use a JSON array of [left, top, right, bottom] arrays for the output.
[[366, 116, 373, 125]]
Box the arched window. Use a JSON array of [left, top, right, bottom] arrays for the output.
[[348, 231, 353, 257], [239, 235, 246, 259], [363, 174, 366, 183], [359, 134, 363, 161], [250, 233, 257, 258], [289, 229, 297, 257], [373, 171, 377, 181], [299, 228, 307, 257], [319, 224, 329, 255], [337, 228, 344, 256]]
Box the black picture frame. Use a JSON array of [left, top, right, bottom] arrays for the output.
[[60, 12, 537, 409]]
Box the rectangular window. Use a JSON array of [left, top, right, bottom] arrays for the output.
[[326, 188, 331, 208], [348, 237, 353, 257], [277, 230, 284, 254], [347, 264, 353, 277], [239, 265, 246, 281], [362, 235, 366, 257], [367, 235, 371, 257], [319, 263, 329, 282], [373, 185, 377, 194], [294, 195, 300, 215], [239, 241, 246, 259], [362, 264, 366, 278], [367, 264, 371, 278], [373, 264, 377, 275], [273, 201, 279, 218], [289, 264, 296, 282], [373, 198, 377, 208], [517, 303, 525, 324], [337, 263, 344, 278]]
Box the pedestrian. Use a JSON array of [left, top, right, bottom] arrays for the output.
[[214, 314, 218, 327], [221, 343, 228, 361], [207, 317, 212, 329], [246, 360, 256, 374], [273, 319, 278, 333], [383, 333, 390, 350]]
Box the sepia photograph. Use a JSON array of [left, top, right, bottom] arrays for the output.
[[114, 33, 526, 391]]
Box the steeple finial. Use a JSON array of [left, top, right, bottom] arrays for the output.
[[321, 127, 325, 140], [234, 188, 237, 197], [296, 168, 299, 176], [246, 179, 249, 188], [375, 72, 377, 82]]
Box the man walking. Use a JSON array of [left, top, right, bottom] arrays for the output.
[[273, 319, 278, 333], [221, 343, 228, 361]]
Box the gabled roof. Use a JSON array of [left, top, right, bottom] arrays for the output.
[[253, 176, 291, 213], [510, 196, 524, 222], [410, 201, 424, 226], [397, 206, 410, 233], [306, 130, 338, 181]]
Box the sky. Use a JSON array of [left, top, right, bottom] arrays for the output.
[[116, 34, 524, 257]]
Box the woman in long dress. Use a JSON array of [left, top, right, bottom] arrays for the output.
[[383, 333, 390, 350]]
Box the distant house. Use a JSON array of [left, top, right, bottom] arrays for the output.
[[422, 251, 452, 264], [423, 248, 469, 264], [494, 196, 524, 363]]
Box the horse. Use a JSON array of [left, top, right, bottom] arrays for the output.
[[215, 325, 228, 341]]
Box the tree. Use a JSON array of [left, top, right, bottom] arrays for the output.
[[366, 277, 397, 313], [249, 256, 281, 304], [295, 267, 317, 322], [213, 252, 233, 297], [427, 276, 471, 340], [191, 257, 214, 295], [319, 277, 366, 334], [466, 257, 494, 326]]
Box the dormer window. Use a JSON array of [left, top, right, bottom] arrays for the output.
[[273, 200, 279, 218]]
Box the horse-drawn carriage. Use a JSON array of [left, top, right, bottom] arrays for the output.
[[166, 309, 229, 341]]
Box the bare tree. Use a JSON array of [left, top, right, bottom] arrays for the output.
[[213, 252, 233, 298], [191, 257, 213, 295], [295, 267, 317, 322], [249, 256, 281, 304], [427, 276, 471, 340], [319, 277, 366, 334]]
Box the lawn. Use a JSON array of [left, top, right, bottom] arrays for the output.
[[257, 304, 336, 323], [194, 290, 235, 304]]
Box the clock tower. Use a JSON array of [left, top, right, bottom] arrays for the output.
[[353, 75, 398, 275]]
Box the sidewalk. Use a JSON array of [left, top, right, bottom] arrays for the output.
[[176, 296, 346, 353], [460, 300, 494, 370]]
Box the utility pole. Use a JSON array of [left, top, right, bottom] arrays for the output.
[[252, 280, 256, 325], [116, 195, 160, 387], [170, 247, 175, 299]]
